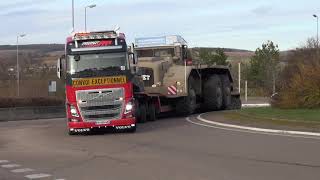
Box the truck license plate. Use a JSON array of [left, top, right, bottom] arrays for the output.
[[95, 120, 111, 125]]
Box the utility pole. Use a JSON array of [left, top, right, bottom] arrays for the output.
[[72, 0, 75, 32], [245, 80, 248, 102], [16, 34, 26, 97], [313, 14, 319, 47], [238, 62, 241, 94], [85, 4, 96, 32]]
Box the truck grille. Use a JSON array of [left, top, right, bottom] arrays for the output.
[[76, 88, 124, 122]]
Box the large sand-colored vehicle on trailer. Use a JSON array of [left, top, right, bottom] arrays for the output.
[[132, 35, 241, 121]]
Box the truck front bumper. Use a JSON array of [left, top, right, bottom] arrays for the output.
[[68, 117, 136, 132]]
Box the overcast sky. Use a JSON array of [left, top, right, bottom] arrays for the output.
[[0, 0, 320, 50]]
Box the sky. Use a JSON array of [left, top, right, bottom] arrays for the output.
[[0, 0, 320, 50]]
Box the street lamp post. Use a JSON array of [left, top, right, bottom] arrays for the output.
[[313, 14, 319, 47], [72, 0, 75, 32], [16, 34, 26, 97], [85, 4, 96, 32]]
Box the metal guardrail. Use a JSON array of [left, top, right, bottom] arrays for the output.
[[0, 106, 65, 121]]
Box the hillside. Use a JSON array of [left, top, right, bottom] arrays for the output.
[[0, 44, 64, 68], [0, 44, 252, 68]]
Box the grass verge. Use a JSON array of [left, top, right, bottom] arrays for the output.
[[222, 107, 320, 132]]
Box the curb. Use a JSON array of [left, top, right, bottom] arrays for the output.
[[197, 113, 320, 137], [242, 103, 271, 108]]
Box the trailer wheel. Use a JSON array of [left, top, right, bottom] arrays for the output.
[[220, 75, 232, 110], [176, 88, 197, 116], [148, 102, 157, 121], [138, 103, 147, 123], [203, 75, 223, 111]]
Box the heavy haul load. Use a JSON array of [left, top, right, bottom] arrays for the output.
[[57, 31, 241, 135], [132, 35, 241, 118]]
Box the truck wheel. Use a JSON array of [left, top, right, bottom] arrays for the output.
[[128, 125, 137, 133], [203, 75, 223, 111], [148, 102, 157, 121], [138, 103, 147, 123], [68, 130, 76, 136], [220, 75, 232, 110], [176, 88, 197, 116]]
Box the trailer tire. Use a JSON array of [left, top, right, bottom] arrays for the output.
[[128, 125, 137, 133], [148, 102, 157, 121], [220, 75, 232, 110], [138, 103, 147, 123], [203, 75, 223, 111], [176, 88, 197, 116]]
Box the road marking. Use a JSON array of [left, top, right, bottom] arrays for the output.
[[1, 164, 21, 168], [11, 168, 34, 173], [197, 113, 320, 137], [186, 117, 320, 140], [242, 103, 271, 108], [25, 173, 51, 179], [0, 160, 9, 163]]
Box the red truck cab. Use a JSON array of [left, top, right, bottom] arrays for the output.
[[57, 31, 136, 134]]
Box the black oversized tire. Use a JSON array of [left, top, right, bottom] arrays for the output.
[[176, 88, 197, 116], [220, 75, 232, 110], [68, 130, 76, 136], [147, 102, 157, 121], [137, 103, 147, 123], [203, 75, 223, 111], [128, 125, 137, 133]]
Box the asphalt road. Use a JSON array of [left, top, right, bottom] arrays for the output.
[[0, 114, 320, 180]]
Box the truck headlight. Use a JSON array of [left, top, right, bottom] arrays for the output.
[[124, 102, 133, 114], [70, 105, 80, 117]]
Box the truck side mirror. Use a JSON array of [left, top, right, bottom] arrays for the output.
[[129, 52, 137, 65], [57, 55, 65, 79], [182, 45, 188, 60], [57, 58, 62, 79]]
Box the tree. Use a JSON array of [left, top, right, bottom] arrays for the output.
[[199, 48, 228, 66], [274, 37, 320, 108], [248, 41, 280, 95]]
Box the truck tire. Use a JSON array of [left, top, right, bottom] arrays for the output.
[[68, 130, 76, 136], [176, 88, 197, 116], [203, 75, 223, 111], [138, 103, 147, 123], [147, 102, 157, 121], [128, 125, 137, 133], [220, 75, 232, 110]]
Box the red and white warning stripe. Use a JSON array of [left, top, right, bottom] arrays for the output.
[[168, 85, 177, 95]]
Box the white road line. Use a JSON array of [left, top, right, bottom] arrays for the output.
[[186, 117, 320, 140], [0, 160, 9, 164], [197, 113, 320, 137], [11, 168, 34, 173], [1, 164, 21, 168], [242, 103, 271, 108], [25, 173, 52, 179]]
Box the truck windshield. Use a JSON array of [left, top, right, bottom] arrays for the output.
[[137, 48, 174, 58], [68, 52, 127, 74]]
